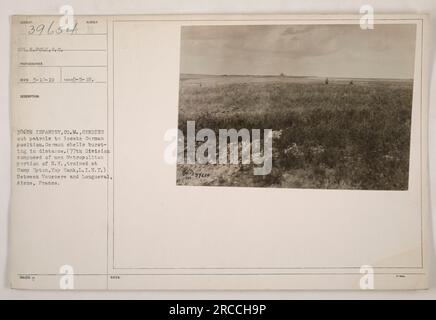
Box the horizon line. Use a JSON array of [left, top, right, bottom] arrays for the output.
[[180, 73, 414, 81]]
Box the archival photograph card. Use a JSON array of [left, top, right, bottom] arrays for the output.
[[8, 14, 431, 290]]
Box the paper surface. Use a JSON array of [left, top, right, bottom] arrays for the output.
[[9, 14, 431, 290]]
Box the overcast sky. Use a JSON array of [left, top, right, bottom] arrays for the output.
[[180, 24, 416, 79]]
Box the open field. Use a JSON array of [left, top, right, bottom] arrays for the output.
[[177, 74, 413, 190]]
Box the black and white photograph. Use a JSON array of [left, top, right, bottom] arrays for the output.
[[177, 24, 416, 190]]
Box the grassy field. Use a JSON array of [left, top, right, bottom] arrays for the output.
[[177, 74, 413, 190]]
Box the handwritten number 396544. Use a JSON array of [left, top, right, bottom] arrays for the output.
[[27, 21, 78, 36]]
